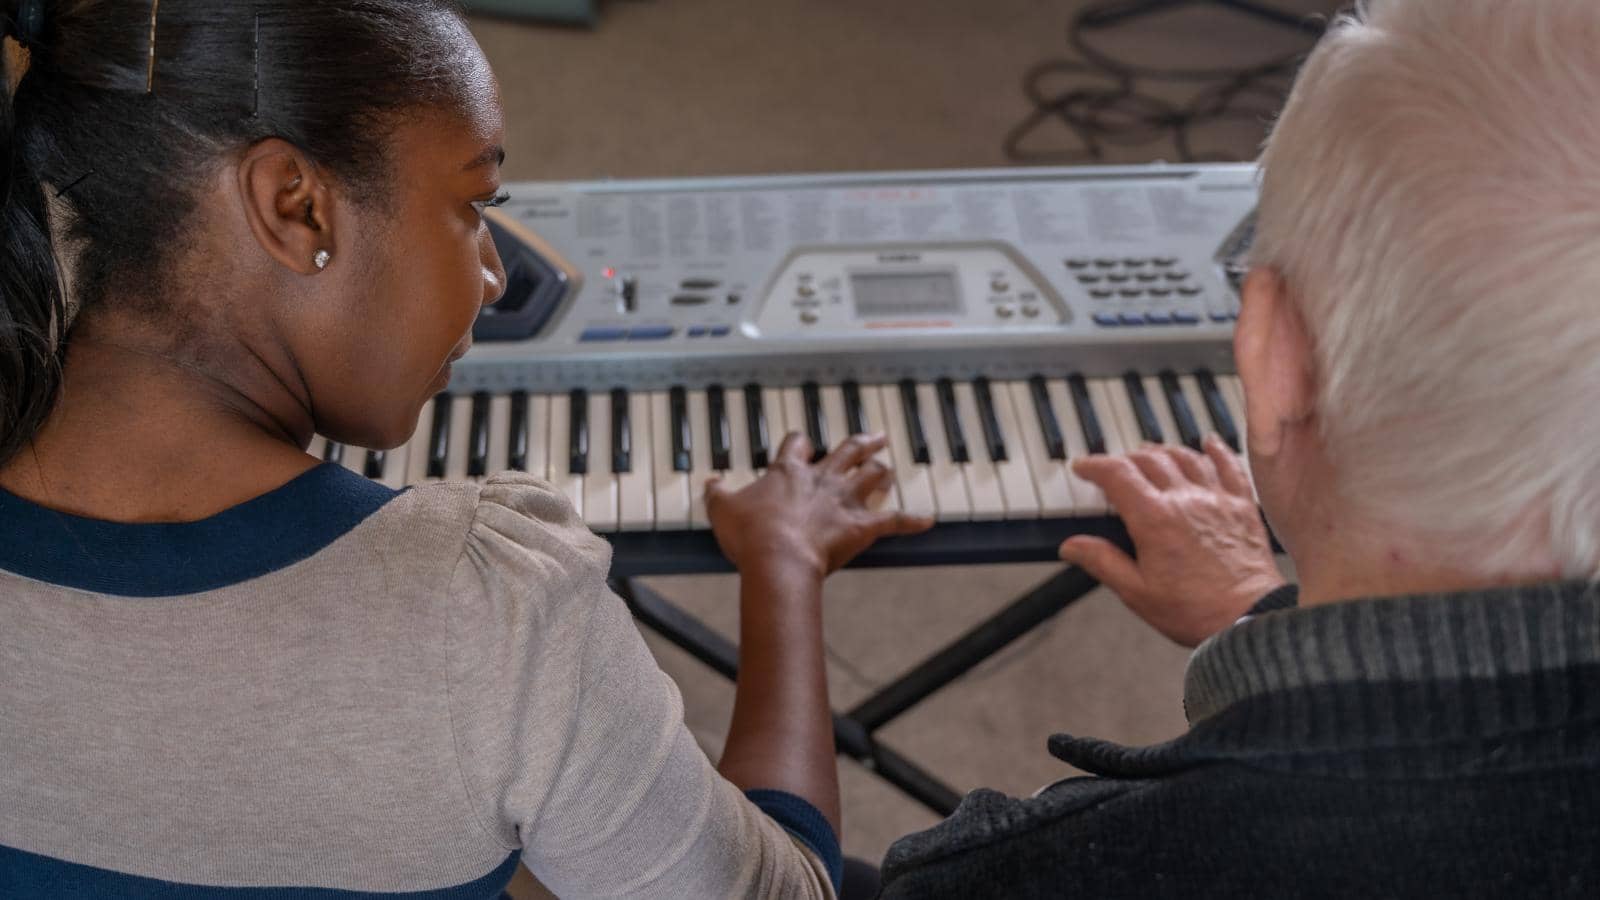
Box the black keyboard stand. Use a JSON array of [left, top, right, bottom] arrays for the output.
[[1077, 0, 1325, 37], [607, 519, 1135, 817]]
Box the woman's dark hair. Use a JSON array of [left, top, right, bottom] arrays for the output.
[[0, 0, 470, 466]]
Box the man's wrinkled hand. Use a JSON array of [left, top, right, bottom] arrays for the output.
[[707, 432, 934, 581], [1062, 434, 1286, 648]]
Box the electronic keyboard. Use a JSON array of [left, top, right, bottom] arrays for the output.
[[316, 164, 1259, 575]]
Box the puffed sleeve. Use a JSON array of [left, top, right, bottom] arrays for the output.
[[445, 473, 838, 899]]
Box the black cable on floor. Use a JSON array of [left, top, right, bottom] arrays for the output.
[[1004, 1, 1327, 164]]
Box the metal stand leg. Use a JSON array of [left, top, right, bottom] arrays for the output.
[[615, 562, 1110, 818], [1079, 0, 1325, 36]]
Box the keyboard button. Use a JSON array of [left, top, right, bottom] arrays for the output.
[[1005, 381, 1075, 517], [618, 390, 655, 532], [707, 385, 733, 472], [567, 389, 590, 476], [877, 385, 935, 518], [952, 382, 1009, 520], [669, 386, 692, 473], [1159, 372, 1204, 451], [917, 381, 973, 521], [468, 392, 492, 478], [650, 391, 692, 530], [972, 377, 1008, 463], [582, 391, 620, 531], [935, 378, 970, 465], [1118, 313, 1147, 327], [744, 384, 771, 469], [610, 388, 632, 474], [508, 391, 530, 472], [548, 392, 585, 515], [687, 389, 715, 529], [1122, 374, 1165, 444], [1045, 379, 1109, 514], [1092, 313, 1121, 327], [628, 326, 675, 341], [899, 379, 931, 465], [802, 382, 828, 462], [427, 394, 453, 479], [984, 382, 1043, 518], [1027, 375, 1066, 460], [842, 381, 869, 437], [486, 393, 512, 477], [721, 388, 757, 492], [579, 327, 628, 343], [1067, 375, 1107, 455], [1196, 370, 1240, 452], [819, 385, 851, 458]]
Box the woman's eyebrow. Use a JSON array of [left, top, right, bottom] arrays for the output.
[[461, 145, 506, 172]]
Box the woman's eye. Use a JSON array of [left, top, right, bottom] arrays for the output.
[[473, 191, 512, 217]]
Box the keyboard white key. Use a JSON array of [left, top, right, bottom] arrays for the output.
[[1003, 381, 1075, 517], [1178, 375, 1214, 448], [760, 387, 788, 463], [374, 444, 409, 491], [339, 445, 366, 476], [952, 382, 1009, 521], [688, 389, 714, 529], [918, 382, 972, 522], [977, 381, 1041, 518], [523, 392, 552, 482], [306, 435, 327, 463], [859, 385, 902, 511], [650, 391, 691, 530], [583, 391, 619, 532], [722, 388, 757, 492], [446, 396, 474, 482], [820, 385, 851, 452], [1087, 378, 1139, 456], [1217, 374, 1253, 486], [877, 385, 937, 520], [548, 392, 584, 516], [618, 391, 655, 532], [486, 394, 512, 478], [1141, 375, 1183, 447], [780, 388, 808, 457], [1044, 379, 1109, 514]]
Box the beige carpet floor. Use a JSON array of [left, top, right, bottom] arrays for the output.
[[467, 1, 1337, 895]]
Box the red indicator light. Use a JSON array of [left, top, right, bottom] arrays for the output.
[[603, 267, 617, 279]]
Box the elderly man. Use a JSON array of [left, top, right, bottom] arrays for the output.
[[878, 0, 1600, 896]]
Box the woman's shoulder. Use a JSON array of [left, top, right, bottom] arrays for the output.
[[384, 472, 613, 602]]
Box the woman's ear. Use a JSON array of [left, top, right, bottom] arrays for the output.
[[235, 139, 337, 276], [1234, 267, 1317, 458]]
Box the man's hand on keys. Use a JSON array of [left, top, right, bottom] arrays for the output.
[[1062, 434, 1286, 648]]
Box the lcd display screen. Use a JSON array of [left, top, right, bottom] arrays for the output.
[[851, 271, 964, 318]]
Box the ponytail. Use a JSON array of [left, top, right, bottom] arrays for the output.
[[1, 6, 67, 467]]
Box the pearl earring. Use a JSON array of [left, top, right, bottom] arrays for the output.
[[313, 250, 331, 271]]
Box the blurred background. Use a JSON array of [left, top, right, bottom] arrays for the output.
[[461, 1, 1337, 894]]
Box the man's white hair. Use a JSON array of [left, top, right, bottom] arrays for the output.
[[1253, 0, 1600, 579]]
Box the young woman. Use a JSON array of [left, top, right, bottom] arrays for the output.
[[0, 2, 930, 897]]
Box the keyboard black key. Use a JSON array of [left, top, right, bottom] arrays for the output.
[[364, 450, 386, 480], [802, 381, 827, 462], [323, 441, 345, 465], [972, 377, 1008, 463], [842, 381, 868, 436], [744, 384, 770, 469], [1159, 372, 1203, 451], [1028, 376, 1066, 460], [669, 386, 692, 472], [427, 394, 451, 479], [707, 385, 732, 471], [508, 391, 530, 471], [935, 378, 970, 464], [568, 388, 589, 476], [468, 391, 492, 477], [611, 388, 632, 474], [1122, 373, 1164, 444], [1197, 370, 1240, 452], [1067, 375, 1106, 455], [899, 379, 931, 465]]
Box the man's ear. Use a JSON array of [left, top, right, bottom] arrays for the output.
[[1234, 267, 1317, 458], [236, 139, 337, 276]]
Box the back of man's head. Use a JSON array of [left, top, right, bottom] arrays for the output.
[[1254, 0, 1600, 579]]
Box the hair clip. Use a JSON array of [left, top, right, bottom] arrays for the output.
[[145, 0, 161, 94]]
